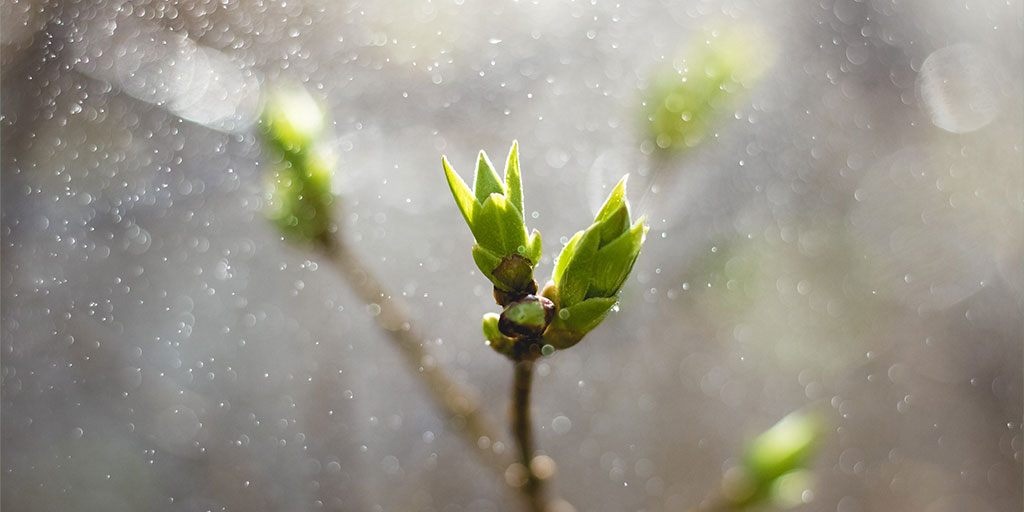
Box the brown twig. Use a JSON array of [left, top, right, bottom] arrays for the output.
[[316, 231, 569, 511], [511, 357, 547, 512], [316, 232, 512, 477]]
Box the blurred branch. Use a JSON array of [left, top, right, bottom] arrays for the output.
[[258, 86, 513, 481], [315, 232, 513, 477]]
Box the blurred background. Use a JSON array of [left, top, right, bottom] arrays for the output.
[[2, 0, 1021, 511]]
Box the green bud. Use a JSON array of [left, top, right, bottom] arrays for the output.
[[540, 175, 647, 350], [262, 86, 325, 155], [718, 410, 821, 508], [498, 295, 555, 339], [259, 86, 336, 246], [647, 24, 772, 152], [443, 141, 542, 295], [743, 411, 820, 483], [482, 313, 514, 356]]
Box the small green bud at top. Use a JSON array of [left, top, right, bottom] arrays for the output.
[[498, 295, 555, 339], [444, 142, 542, 295]]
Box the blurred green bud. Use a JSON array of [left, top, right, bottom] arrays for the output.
[[717, 410, 822, 508], [262, 86, 325, 155], [443, 141, 542, 297], [259, 86, 336, 246], [743, 410, 821, 484], [647, 24, 772, 152], [541, 176, 647, 350], [264, 154, 335, 244], [768, 469, 815, 509], [498, 295, 555, 339], [482, 312, 514, 357]]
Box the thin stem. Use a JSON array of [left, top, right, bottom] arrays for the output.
[[317, 233, 511, 477], [512, 358, 546, 512]]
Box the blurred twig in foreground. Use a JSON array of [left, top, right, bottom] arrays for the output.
[[687, 410, 822, 512]]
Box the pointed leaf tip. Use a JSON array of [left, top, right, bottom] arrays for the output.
[[504, 141, 523, 217], [474, 150, 503, 203], [596, 202, 630, 246], [443, 156, 477, 228], [594, 174, 630, 224]]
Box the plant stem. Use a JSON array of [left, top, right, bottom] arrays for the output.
[[317, 232, 511, 477], [512, 357, 546, 512]]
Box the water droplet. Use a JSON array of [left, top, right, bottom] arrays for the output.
[[552, 415, 572, 434], [917, 44, 1001, 133]]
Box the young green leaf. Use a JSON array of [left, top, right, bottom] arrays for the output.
[[442, 143, 540, 299], [553, 231, 584, 290], [525, 229, 542, 267], [442, 156, 477, 227], [595, 202, 630, 247], [537, 174, 646, 353], [476, 194, 528, 256], [588, 218, 647, 298], [503, 141, 524, 218], [473, 151, 504, 204], [556, 226, 602, 307], [593, 175, 628, 224], [542, 296, 617, 350], [472, 245, 503, 280]]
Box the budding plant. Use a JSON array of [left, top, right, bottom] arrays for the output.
[[444, 143, 647, 359], [258, 86, 821, 512], [443, 142, 647, 508]]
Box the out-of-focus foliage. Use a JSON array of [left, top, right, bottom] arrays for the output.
[[646, 24, 773, 153], [260, 87, 336, 245], [718, 410, 823, 509], [744, 410, 821, 483]]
